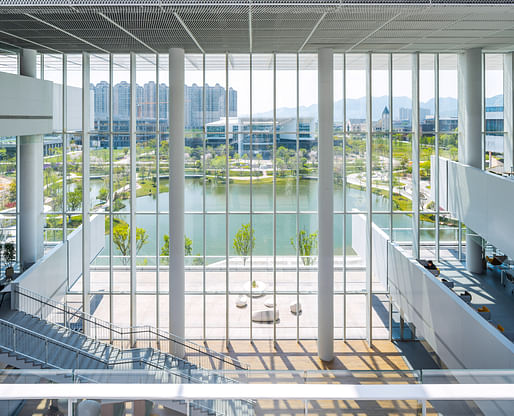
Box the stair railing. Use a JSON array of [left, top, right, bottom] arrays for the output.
[[0, 318, 250, 416], [11, 284, 248, 371], [0, 318, 109, 370]]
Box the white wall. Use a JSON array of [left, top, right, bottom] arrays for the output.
[[13, 215, 105, 303], [352, 211, 514, 371], [351, 212, 389, 289], [0, 72, 53, 136], [434, 158, 514, 259], [52, 84, 94, 132], [388, 242, 514, 370]]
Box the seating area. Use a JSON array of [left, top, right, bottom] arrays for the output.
[[236, 280, 302, 323], [425, 258, 508, 337]]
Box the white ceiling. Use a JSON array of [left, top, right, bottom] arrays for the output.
[[1, 1, 514, 54]]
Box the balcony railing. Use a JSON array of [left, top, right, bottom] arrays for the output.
[[0, 369, 513, 416]]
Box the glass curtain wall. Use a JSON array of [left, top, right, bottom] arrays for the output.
[[36, 51, 459, 341]]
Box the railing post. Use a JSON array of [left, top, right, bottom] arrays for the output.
[[186, 399, 190, 416], [64, 299, 67, 328], [422, 400, 427, 416], [45, 339, 48, 365], [304, 399, 308, 416]]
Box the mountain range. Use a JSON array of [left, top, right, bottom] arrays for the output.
[[252, 94, 503, 121]]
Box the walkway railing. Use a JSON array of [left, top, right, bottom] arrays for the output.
[[11, 284, 248, 371], [0, 370, 513, 416]]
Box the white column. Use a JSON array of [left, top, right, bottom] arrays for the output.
[[411, 53, 420, 259], [458, 48, 483, 274], [365, 53, 373, 346], [317, 48, 334, 362], [504, 53, 514, 174], [129, 53, 137, 341], [82, 52, 91, 317], [19, 49, 44, 269], [169, 48, 185, 348]]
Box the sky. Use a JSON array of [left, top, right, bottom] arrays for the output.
[[45, 62, 502, 117]]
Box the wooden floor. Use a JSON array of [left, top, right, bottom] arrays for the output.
[[206, 339, 411, 371], [200, 339, 484, 416], [13, 340, 482, 416], [201, 340, 432, 416]]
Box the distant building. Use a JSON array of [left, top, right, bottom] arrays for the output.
[[93, 81, 109, 121], [92, 81, 237, 130], [346, 118, 366, 132], [374, 106, 390, 132], [206, 117, 315, 158], [113, 81, 130, 119]]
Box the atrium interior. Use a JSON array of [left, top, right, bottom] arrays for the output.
[[0, 1, 513, 415]]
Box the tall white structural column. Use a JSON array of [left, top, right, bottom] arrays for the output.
[[411, 53, 420, 260], [19, 49, 44, 269], [458, 48, 483, 273], [504, 53, 514, 174], [169, 48, 185, 347], [317, 48, 334, 362]]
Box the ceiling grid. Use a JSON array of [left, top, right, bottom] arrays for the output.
[[0, 1, 513, 54]]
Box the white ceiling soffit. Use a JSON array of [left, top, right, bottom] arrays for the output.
[[0, 1, 514, 54]]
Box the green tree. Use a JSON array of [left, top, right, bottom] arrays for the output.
[[291, 229, 318, 266], [160, 234, 193, 264], [66, 185, 82, 224], [67, 186, 82, 211], [112, 221, 149, 265], [233, 223, 255, 266], [7, 180, 16, 204], [98, 186, 109, 202]]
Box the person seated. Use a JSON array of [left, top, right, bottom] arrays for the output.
[[426, 260, 440, 276], [486, 255, 507, 266]]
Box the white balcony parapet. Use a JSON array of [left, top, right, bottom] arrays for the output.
[[0, 383, 512, 403], [432, 157, 514, 260]]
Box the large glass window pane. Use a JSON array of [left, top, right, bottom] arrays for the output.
[[43, 54, 63, 132], [113, 55, 130, 133], [66, 54, 82, 132], [485, 54, 504, 172], [90, 54, 110, 131]]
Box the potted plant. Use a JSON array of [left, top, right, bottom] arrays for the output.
[[3, 242, 15, 280]]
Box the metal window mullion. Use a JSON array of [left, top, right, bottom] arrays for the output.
[[129, 52, 137, 342], [202, 53, 206, 340], [296, 52, 300, 343], [365, 52, 373, 346], [482, 53, 486, 171], [108, 53, 114, 338], [225, 52, 229, 345], [62, 54, 68, 246], [388, 54, 393, 242], [273, 52, 277, 344], [39, 53, 44, 80], [435, 54, 440, 262], [155, 53, 160, 333], [342, 52, 347, 342], [249, 52, 254, 341], [82, 52, 91, 321]]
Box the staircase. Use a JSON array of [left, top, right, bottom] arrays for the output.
[[0, 286, 254, 416]]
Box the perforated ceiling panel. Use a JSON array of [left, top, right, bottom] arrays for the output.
[[0, 1, 514, 54]]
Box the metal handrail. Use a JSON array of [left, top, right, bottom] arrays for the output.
[[13, 285, 248, 371], [0, 318, 108, 369], [0, 318, 250, 416]]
